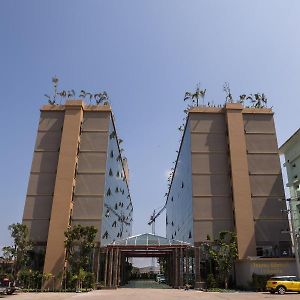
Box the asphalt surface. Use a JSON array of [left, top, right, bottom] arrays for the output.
[[2, 281, 300, 300]]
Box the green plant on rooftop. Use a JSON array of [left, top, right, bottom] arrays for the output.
[[184, 84, 207, 107], [247, 93, 268, 108]]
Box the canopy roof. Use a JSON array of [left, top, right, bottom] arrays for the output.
[[110, 233, 192, 247]]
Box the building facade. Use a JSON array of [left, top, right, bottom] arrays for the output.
[[22, 100, 132, 287], [280, 128, 300, 234], [279, 128, 300, 276], [166, 103, 294, 286]]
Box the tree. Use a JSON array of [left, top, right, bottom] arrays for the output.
[[2, 223, 32, 279], [206, 231, 238, 289], [184, 85, 207, 107], [64, 225, 97, 275]]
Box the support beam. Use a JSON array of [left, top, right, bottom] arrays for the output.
[[43, 100, 84, 290], [225, 103, 256, 258], [108, 248, 114, 287], [104, 248, 108, 287], [194, 243, 201, 288], [179, 247, 184, 288]]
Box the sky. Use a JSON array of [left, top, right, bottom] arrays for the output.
[[0, 0, 300, 255]]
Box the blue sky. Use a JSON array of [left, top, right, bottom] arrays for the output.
[[0, 0, 299, 253]]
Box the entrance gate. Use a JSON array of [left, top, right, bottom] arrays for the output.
[[98, 233, 199, 288]]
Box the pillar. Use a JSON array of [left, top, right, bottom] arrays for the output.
[[194, 243, 201, 288], [108, 247, 114, 287], [43, 100, 84, 290], [225, 103, 256, 258], [104, 248, 108, 286], [179, 247, 184, 287]]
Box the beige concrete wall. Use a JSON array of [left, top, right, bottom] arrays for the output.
[[226, 103, 256, 258], [190, 111, 233, 242], [188, 105, 290, 259], [43, 101, 84, 288], [235, 258, 297, 287], [22, 110, 64, 243], [23, 101, 129, 288], [72, 111, 110, 242], [243, 112, 290, 252]]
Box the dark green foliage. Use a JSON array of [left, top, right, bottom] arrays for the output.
[[202, 231, 238, 289], [64, 225, 98, 275], [206, 273, 217, 289], [2, 223, 32, 279], [251, 273, 273, 292]]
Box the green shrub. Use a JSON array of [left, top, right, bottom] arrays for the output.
[[251, 273, 273, 292], [207, 273, 217, 289]]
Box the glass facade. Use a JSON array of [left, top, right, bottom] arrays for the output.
[[101, 117, 133, 245], [166, 121, 193, 243]]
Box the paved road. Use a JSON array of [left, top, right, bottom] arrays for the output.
[[3, 289, 300, 300], [122, 279, 171, 288]]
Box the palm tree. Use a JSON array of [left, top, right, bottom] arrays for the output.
[[247, 93, 268, 108], [94, 91, 109, 105], [184, 85, 207, 106], [67, 90, 75, 98], [44, 76, 59, 105], [223, 82, 233, 103]]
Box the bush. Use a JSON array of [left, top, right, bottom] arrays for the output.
[[251, 273, 273, 292], [83, 272, 95, 289], [207, 273, 217, 289]]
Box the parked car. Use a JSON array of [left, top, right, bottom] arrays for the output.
[[0, 278, 17, 295], [156, 274, 166, 283], [156, 274, 163, 282], [266, 276, 300, 294]]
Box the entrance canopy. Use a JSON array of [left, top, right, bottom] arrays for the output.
[[110, 233, 192, 247], [101, 233, 196, 288]]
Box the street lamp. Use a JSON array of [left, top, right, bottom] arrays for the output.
[[280, 197, 300, 278]]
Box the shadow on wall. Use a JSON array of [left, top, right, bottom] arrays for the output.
[[24, 111, 65, 244]]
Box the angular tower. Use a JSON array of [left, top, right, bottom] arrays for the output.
[[22, 100, 133, 288], [166, 103, 294, 286]]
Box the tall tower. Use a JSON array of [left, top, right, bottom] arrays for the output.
[[22, 100, 133, 288], [166, 103, 292, 284]]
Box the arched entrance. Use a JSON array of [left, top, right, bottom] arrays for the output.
[[100, 233, 195, 288]]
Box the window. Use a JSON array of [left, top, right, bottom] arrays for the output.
[[102, 231, 108, 239], [112, 221, 117, 227], [109, 169, 113, 176], [114, 203, 118, 210], [115, 187, 119, 193], [189, 231, 192, 239], [181, 181, 184, 188]]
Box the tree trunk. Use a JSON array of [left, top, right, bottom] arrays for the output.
[[224, 277, 228, 289]]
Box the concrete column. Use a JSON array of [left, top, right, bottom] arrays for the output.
[[225, 103, 256, 258], [117, 250, 121, 287], [194, 243, 201, 287], [108, 248, 114, 287], [174, 248, 179, 288], [94, 246, 101, 283], [179, 247, 184, 287], [43, 100, 84, 290], [113, 248, 119, 287], [104, 248, 108, 287]]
